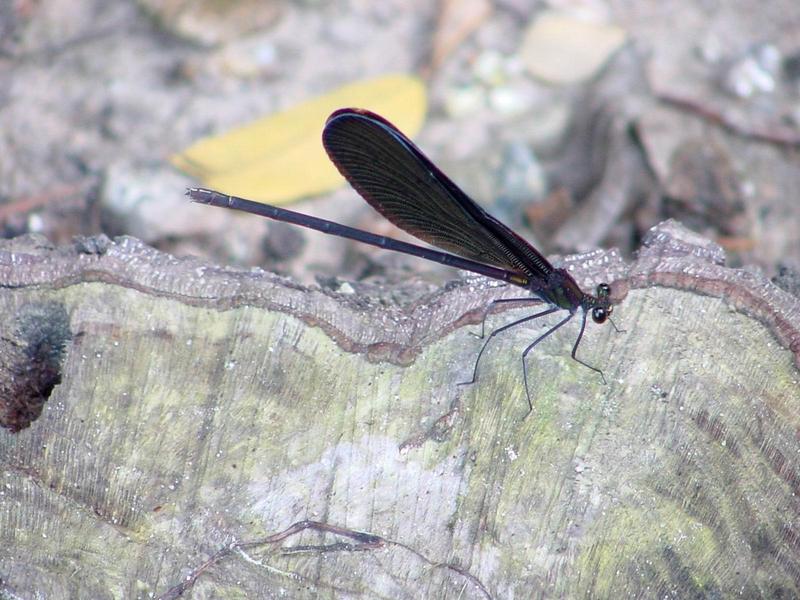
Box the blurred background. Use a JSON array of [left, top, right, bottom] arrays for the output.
[[2, 0, 799, 292]]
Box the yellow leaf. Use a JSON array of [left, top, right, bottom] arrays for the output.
[[172, 74, 427, 203]]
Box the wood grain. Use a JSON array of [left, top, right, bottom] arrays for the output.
[[0, 223, 798, 599]]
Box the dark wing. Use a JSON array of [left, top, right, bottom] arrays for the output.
[[322, 109, 553, 280]]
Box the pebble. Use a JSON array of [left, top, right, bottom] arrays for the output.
[[496, 141, 546, 203], [443, 85, 487, 118], [519, 10, 627, 85], [488, 85, 531, 117], [137, 0, 282, 46], [722, 44, 781, 98], [472, 50, 508, 87], [211, 35, 280, 78], [101, 164, 217, 243]]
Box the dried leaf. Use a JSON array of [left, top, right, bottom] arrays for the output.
[[172, 74, 427, 203], [138, 0, 282, 46]]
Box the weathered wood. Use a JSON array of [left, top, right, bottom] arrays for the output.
[[1, 222, 799, 599]]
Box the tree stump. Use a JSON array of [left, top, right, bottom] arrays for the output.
[[1, 221, 799, 599]]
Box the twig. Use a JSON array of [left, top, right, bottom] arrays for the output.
[[0, 181, 90, 223], [657, 91, 800, 147]]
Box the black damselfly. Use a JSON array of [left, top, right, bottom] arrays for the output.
[[188, 108, 615, 410]]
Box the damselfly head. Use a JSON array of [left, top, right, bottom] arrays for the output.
[[592, 305, 610, 323], [590, 283, 613, 324]]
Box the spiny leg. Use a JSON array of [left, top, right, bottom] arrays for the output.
[[569, 309, 606, 384], [520, 312, 574, 413], [470, 297, 542, 339], [459, 306, 559, 388]]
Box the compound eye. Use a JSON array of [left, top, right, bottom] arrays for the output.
[[592, 306, 607, 324], [597, 283, 611, 298]]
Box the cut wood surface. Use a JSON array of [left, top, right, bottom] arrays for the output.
[[1, 221, 799, 599]]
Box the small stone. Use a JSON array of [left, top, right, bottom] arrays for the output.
[[337, 282, 356, 295], [212, 35, 279, 78], [723, 44, 782, 98], [138, 0, 282, 46], [472, 50, 507, 87], [512, 101, 571, 152], [443, 85, 486, 118], [488, 85, 530, 117], [101, 164, 216, 243], [497, 141, 546, 203], [519, 11, 627, 85]]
